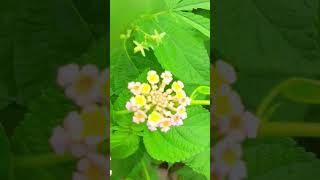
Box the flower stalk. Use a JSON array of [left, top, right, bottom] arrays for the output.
[[258, 121, 320, 137]]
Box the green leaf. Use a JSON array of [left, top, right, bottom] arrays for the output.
[[12, 88, 75, 179], [176, 166, 207, 180], [113, 69, 150, 109], [197, 86, 210, 95], [111, 131, 140, 159], [215, 0, 320, 75], [110, 47, 140, 95], [142, 14, 210, 85], [279, 78, 320, 104], [111, 147, 144, 179], [253, 160, 320, 180], [0, 123, 13, 180], [126, 153, 159, 180], [0, 0, 16, 107], [143, 106, 210, 163], [0, 83, 10, 110], [174, 11, 210, 37], [173, 0, 210, 11], [184, 148, 210, 179], [14, 0, 93, 104], [243, 138, 320, 179]]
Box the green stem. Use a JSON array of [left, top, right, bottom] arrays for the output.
[[141, 159, 151, 180], [258, 122, 320, 137], [190, 86, 210, 99], [14, 153, 74, 168], [256, 78, 307, 122], [115, 110, 132, 115], [191, 100, 210, 106]]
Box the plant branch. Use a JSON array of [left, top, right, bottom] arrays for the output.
[[258, 122, 320, 137], [191, 100, 210, 106], [141, 159, 151, 180], [115, 110, 132, 115]]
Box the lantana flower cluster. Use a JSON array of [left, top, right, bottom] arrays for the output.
[[126, 70, 191, 132], [49, 64, 108, 180], [212, 60, 260, 180]]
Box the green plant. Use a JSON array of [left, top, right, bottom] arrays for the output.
[[110, 0, 210, 179]]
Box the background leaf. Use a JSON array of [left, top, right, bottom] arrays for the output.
[[14, 0, 93, 105], [0, 123, 13, 180], [174, 11, 210, 37], [139, 14, 210, 85], [110, 47, 139, 95], [243, 138, 320, 179], [111, 131, 140, 159], [143, 106, 210, 162], [184, 148, 210, 179], [173, 0, 210, 11], [12, 88, 75, 179]]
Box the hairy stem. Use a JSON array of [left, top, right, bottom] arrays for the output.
[[141, 160, 151, 180], [258, 122, 320, 137], [115, 110, 132, 115], [191, 100, 210, 106]]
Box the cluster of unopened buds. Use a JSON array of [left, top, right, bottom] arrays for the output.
[[212, 60, 260, 180], [49, 64, 108, 180], [121, 28, 166, 57], [126, 70, 191, 132]]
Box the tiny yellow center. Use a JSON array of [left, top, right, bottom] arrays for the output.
[[149, 74, 159, 83], [161, 121, 170, 127], [149, 112, 161, 123], [229, 115, 241, 129], [172, 82, 181, 92], [214, 96, 231, 116], [221, 148, 237, 165], [136, 113, 144, 120], [135, 95, 146, 106], [176, 91, 185, 99], [81, 107, 107, 137], [133, 85, 140, 91], [141, 83, 151, 94], [75, 75, 95, 94]]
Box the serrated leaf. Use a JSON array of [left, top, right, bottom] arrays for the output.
[[175, 11, 210, 37], [113, 69, 150, 109], [111, 147, 144, 179], [111, 131, 140, 159], [14, 0, 93, 104], [0, 123, 13, 180], [243, 138, 319, 179], [176, 166, 207, 180], [141, 15, 209, 85], [215, 0, 320, 75], [173, 0, 210, 11], [12, 88, 75, 179], [110, 48, 140, 95], [143, 106, 209, 163], [253, 160, 320, 180], [184, 148, 210, 179]]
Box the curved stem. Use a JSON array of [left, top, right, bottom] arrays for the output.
[[258, 122, 320, 137], [256, 82, 285, 120], [190, 86, 210, 99], [115, 110, 132, 115], [141, 159, 151, 180], [15, 153, 74, 168], [191, 100, 210, 106]]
